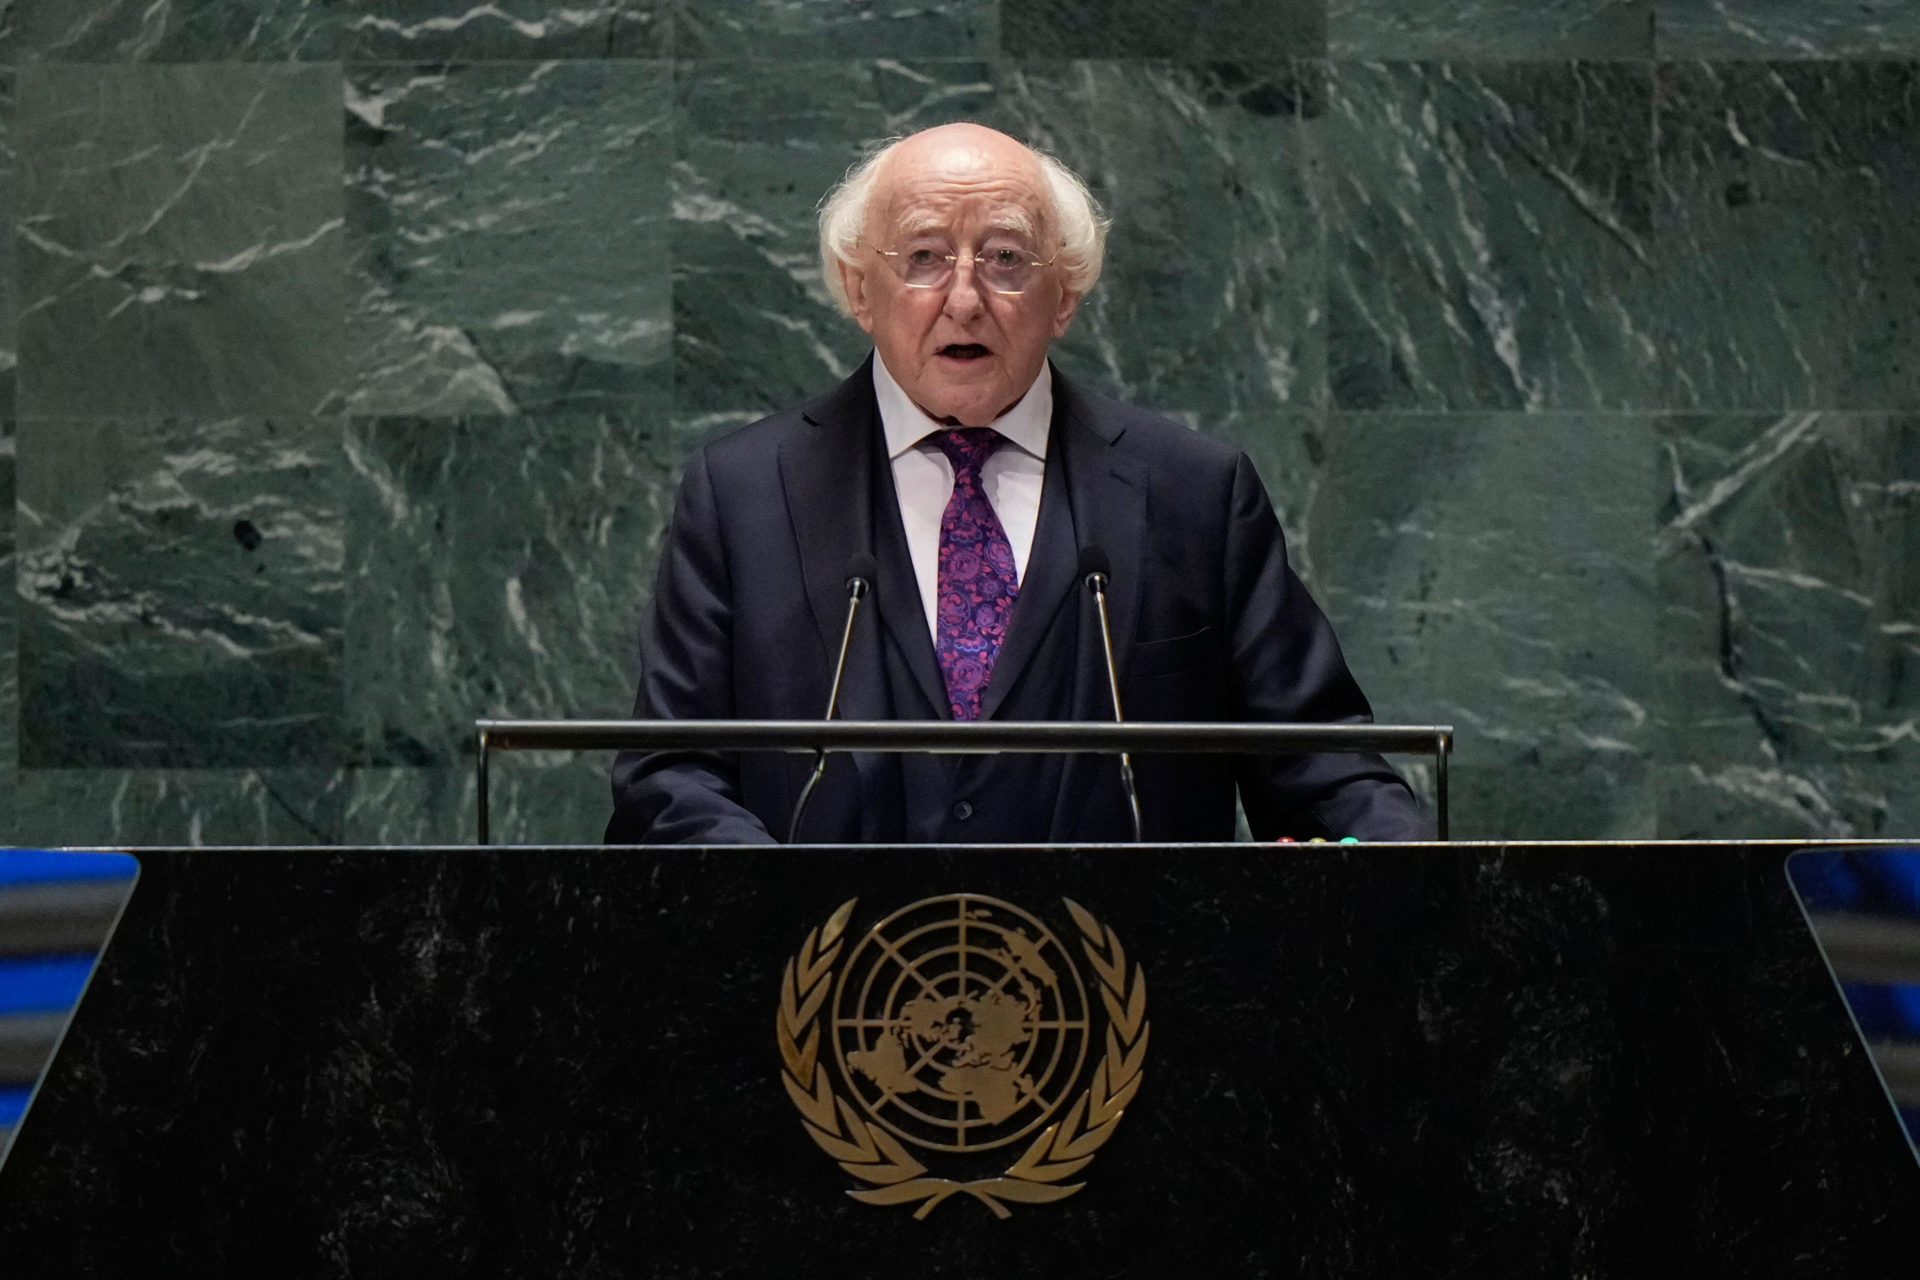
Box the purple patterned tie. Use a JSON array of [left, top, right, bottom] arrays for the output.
[[931, 428, 1020, 721]]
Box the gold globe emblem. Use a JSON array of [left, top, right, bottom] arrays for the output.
[[778, 895, 1149, 1217], [830, 895, 1090, 1153]]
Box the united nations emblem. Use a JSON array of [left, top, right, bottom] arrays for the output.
[[776, 894, 1150, 1218]]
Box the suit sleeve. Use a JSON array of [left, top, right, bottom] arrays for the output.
[[1222, 453, 1431, 842], [605, 449, 778, 845]]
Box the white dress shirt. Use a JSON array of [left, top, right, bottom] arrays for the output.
[[872, 352, 1052, 635]]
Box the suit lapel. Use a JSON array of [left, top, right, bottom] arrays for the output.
[[1039, 375, 1150, 840], [779, 367, 877, 681], [1082, 468, 1147, 697], [977, 371, 1148, 721], [780, 358, 946, 723]]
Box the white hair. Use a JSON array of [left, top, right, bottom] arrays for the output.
[[816, 132, 1110, 317]]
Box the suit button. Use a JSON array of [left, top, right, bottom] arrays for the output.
[[953, 799, 974, 821]]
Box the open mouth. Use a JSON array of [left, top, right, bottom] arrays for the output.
[[937, 343, 992, 362]]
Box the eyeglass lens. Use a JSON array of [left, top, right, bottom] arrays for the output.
[[896, 244, 1042, 294]]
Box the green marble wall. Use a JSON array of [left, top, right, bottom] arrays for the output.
[[1, 2, 1915, 845]]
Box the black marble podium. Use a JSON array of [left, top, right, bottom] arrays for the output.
[[2, 843, 1916, 1277]]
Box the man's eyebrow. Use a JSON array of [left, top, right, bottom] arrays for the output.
[[987, 212, 1038, 239], [894, 212, 949, 238]]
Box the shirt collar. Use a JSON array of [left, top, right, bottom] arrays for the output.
[[872, 351, 1052, 463]]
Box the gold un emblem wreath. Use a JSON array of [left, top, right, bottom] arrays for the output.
[[776, 894, 1150, 1219]]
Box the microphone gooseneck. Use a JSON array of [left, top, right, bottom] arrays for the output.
[[1078, 545, 1144, 843], [788, 553, 877, 843]]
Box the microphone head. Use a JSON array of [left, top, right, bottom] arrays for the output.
[[1078, 544, 1112, 588], [845, 552, 879, 597]]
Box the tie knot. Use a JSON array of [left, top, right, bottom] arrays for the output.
[[931, 427, 1005, 477]]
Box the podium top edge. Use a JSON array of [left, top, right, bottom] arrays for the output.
[[472, 719, 1458, 755]]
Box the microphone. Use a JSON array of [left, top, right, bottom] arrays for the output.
[[1079, 545, 1144, 842], [789, 553, 877, 842]]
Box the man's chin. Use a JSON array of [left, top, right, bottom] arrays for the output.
[[928, 398, 1010, 427], [916, 373, 1015, 425]]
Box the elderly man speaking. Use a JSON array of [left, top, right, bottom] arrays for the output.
[[607, 123, 1423, 845]]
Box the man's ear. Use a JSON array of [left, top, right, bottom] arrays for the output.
[[841, 262, 876, 335], [1051, 288, 1083, 340]]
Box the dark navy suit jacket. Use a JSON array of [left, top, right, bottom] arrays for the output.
[[606, 359, 1425, 845]]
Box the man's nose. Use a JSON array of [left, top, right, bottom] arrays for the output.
[[941, 257, 986, 321]]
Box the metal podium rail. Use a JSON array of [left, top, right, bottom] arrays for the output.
[[473, 719, 1454, 844]]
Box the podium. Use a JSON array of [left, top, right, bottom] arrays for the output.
[[3, 841, 1917, 1276]]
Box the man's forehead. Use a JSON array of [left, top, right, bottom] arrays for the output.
[[875, 180, 1048, 236], [891, 199, 1039, 235]]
